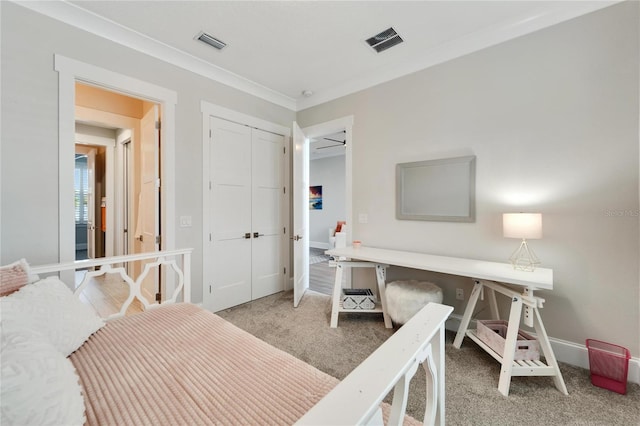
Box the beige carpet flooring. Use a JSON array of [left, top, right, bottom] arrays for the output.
[[217, 290, 639, 425]]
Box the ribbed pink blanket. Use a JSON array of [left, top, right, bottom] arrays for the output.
[[70, 303, 339, 425]]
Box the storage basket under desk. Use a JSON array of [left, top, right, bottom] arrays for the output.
[[476, 320, 540, 361], [341, 289, 377, 310]]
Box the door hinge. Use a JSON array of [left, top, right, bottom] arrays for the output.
[[283, 187, 286, 194], [284, 267, 286, 275], [209, 181, 212, 190], [209, 233, 212, 242], [283, 227, 286, 234], [209, 129, 212, 138], [155, 121, 161, 130], [283, 146, 286, 154], [156, 178, 161, 188], [209, 285, 212, 293], [155, 292, 162, 302], [155, 235, 161, 245]]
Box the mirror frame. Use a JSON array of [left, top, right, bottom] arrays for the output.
[[396, 155, 476, 222]]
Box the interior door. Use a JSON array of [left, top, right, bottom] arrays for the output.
[[292, 122, 309, 307], [138, 104, 160, 303], [251, 129, 284, 299], [76, 146, 97, 260], [209, 117, 252, 311]]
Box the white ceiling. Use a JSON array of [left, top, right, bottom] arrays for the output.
[[310, 130, 346, 160], [21, 1, 619, 111]]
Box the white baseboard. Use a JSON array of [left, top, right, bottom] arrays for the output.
[[310, 241, 329, 249], [445, 314, 639, 385]]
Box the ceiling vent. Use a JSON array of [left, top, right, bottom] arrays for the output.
[[196, 32, 227, 50], [366, 27, 403, 53]]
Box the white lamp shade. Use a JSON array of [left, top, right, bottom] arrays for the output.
[[503, 213, 542, 239]]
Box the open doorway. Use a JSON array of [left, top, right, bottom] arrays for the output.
[[292, 116, 353, 307], [74, 82, 161, 314], [308, 130, 347, 295], [74, 145, 101, 261], [74, 120, 120, 261], [56, 55, 178, 310]]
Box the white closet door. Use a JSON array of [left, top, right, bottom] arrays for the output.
[[251, 129, 283, 300], [209, 117, 252, 311]]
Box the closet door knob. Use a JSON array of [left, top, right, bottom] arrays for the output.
[[243, 233, 251, 239], [253, 232, 265, 238]]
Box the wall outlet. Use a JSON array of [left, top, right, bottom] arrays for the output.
[[456, 288, 464, 300]]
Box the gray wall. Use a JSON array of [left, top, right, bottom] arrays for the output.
[[298, 2, 639, 355], [1, 1, 638, 356], [309, 156, 346, 248], [0, 1, 295, 304]]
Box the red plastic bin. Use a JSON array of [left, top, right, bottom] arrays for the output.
[[586, 339, 631, 395]]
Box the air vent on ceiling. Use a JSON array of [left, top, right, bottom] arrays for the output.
[[196, 32, 227, 50], [366, 27, 403, 53]]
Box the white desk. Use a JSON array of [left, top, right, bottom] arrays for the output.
[[326, 246, 568, 396]]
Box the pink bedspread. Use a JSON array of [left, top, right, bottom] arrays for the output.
[[70, 303, 339, 425]]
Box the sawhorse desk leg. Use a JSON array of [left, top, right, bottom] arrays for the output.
[[453, 280, 568, 396], [375, 264, 393, 328], [330, 262, 392, 329], [452, 280, 483, 348], [330, 264, 344, 328]]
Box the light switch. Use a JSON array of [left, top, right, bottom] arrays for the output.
[[179, 216, 192, 227], [358, 213, 368, 224]]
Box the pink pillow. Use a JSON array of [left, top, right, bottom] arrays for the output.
[[0, 259, 30, 297]]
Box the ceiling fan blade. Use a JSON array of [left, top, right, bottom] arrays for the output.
[[323, 137, 345, 144], [317, 143, 346, 150]]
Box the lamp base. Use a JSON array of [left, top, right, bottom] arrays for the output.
[[509, 239, 540, 272]]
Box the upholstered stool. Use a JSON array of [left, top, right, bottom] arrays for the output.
[[385, 280, 443, 325]]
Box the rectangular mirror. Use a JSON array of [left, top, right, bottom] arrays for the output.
[[396, 155, 476, 222]]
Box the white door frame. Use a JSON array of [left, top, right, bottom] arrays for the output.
[[55, 55, 177, 285], [116, 129, 133, 258], [201, 101, 291, 310]]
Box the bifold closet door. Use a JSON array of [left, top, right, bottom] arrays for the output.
[[209, 117, 283, 311], [251, 129, 283, 300], [209, 117, 252, 312]]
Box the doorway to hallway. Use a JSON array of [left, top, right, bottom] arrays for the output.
[[73, 81, 163, 306]]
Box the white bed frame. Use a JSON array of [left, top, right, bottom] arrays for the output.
[[31, 249, 452, 426]]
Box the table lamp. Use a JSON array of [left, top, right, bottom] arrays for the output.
[[503, 213, 542, 271]]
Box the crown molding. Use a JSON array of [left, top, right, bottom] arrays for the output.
[[14, 0, 297, 111], [14, 0, 620, 113], [296, 1, 621, 111]]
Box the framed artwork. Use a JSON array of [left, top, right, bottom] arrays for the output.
[[309, 185, 323, 210]]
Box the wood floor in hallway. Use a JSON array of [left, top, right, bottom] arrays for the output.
[[76, 270, 144, 318]]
